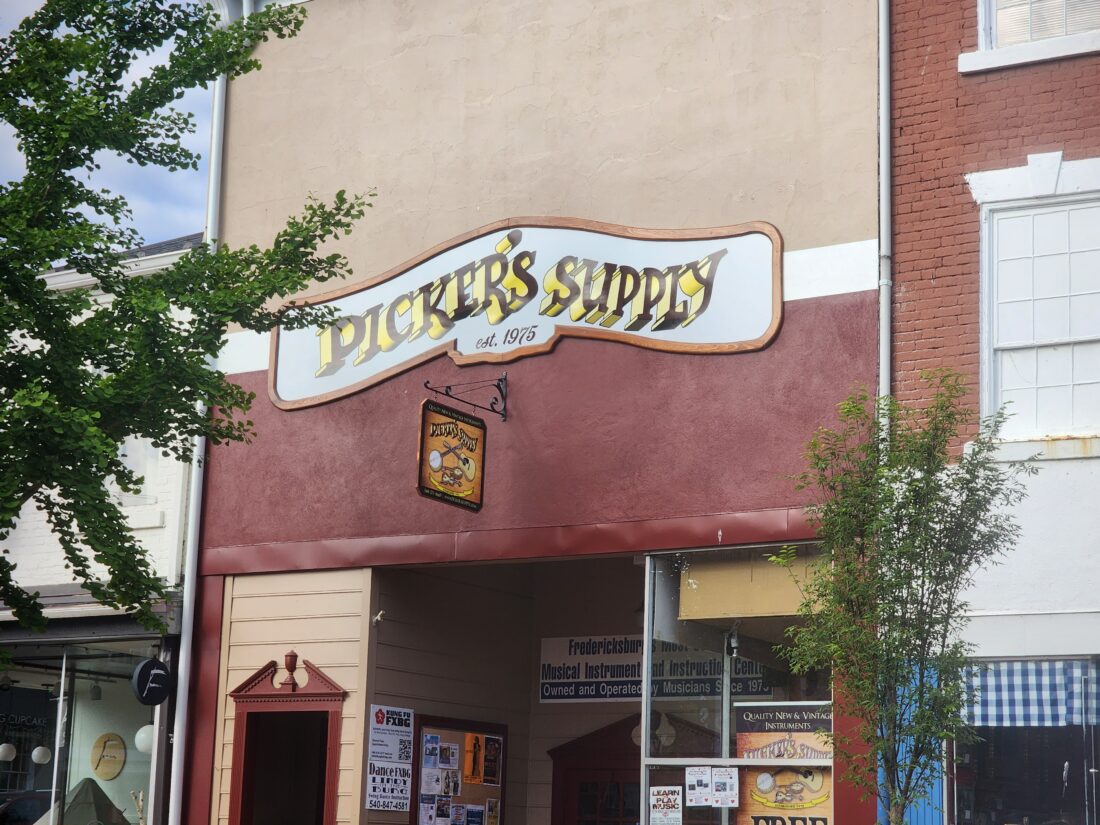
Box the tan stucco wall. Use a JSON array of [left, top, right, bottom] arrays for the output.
[[219, 0, 878, 296], [209, 569, 373, 825]]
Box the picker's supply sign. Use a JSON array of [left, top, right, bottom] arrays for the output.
[[270, 219, 782, 408], [736, 703, 832, 825], [418, 401, 487, 511], [539, 635, 772, 703]]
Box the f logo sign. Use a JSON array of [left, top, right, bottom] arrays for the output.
[[131, 658, 174, 706]]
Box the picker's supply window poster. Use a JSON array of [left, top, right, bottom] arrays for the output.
[[735, 703, 832, 825]]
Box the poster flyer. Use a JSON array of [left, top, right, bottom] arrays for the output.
[[451, 804, 467, 825], [435, 796, 452, 825], [366, 760, 413, 812], [442, 768, 462, 796], [423, 733, 441, 769], [368, 705, 414, 763], [419, 795, 437, 825], [466, 804, 485, 825], [420, 768, 442, 795], [486, 798, 500, 825], [685, 766, 712, 806], [711, 767, 740, 808], [482, 735, 503, 785], [463, 733, 484, 785], [440, 741, 462, 769], [650, 786, 683, 825], [736, 703, 832, 825]]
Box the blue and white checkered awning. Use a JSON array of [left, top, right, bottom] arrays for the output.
[[964, 659, 1100, 727]]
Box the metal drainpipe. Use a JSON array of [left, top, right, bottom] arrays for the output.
[[165, 1, 231, 823], [878, 0, 893, 401]]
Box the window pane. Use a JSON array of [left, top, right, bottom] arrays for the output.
[[1069, 204, 1100, 250], [1031, 0, 1068, 39], [998, 257, 1034, 301], [1001, 387, 1038, 436], [1034, 254, 1070, 298], [1074, 340, 1100, 383], [1072, 381, 1100, 431], [1070, 292, 1100, 338], [997, 3, 1033, 44], [1034, 209, 1069, 254], [1037, 384, 1073, 433], [1070, 249, 1100, 294], [998, 301, 1034, 345], [1034, 296, 1070, 340], [1001, 347, 1037, 390], [998, 214, 1034, 259], [1037, 345, 1072, 386], [1068, 0, 1100, 33]]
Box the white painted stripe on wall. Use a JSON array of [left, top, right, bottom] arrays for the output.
[[782, 238, 878, 301], [215, 238, 880, 374], [215, 328, 269, 374]]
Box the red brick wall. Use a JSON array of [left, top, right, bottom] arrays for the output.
[[891, 0, 1100, 420]]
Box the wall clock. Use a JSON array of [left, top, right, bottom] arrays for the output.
[[91, 732, 126, 780]]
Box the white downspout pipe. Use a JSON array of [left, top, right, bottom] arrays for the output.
[[878, 0, 893, 400], [166, 2, 231, 823]]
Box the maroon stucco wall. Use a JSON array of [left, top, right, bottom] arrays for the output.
[[200, 290, 877, 573]]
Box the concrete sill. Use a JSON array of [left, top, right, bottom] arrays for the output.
[[959, 31, 1100, 74], [993, 435, 1100, 462]]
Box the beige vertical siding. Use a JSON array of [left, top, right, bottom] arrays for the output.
[[209, 569, 372, 825]]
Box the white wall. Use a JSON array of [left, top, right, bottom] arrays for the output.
[[4, 450, 189, 593], [963, 448, 1100, 656]]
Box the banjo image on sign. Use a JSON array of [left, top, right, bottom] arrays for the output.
[[417, 401, 487, 511]]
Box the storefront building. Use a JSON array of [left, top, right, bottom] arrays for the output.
[[0, 237, 203, 825], [892, 0, 1100, 821], [184, 3, 883, 825]]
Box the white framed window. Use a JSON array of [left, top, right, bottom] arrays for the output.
[[959, 0, 1100, 72], [987, 197, 1100, 439]]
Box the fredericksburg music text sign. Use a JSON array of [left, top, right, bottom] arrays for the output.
[[269, 218, 782, 408]]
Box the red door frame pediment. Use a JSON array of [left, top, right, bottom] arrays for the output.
[[227, 651, 347, 825]]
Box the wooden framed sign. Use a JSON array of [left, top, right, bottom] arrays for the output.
[[269, 217, 783, 409], [417, 401, 487, 511]]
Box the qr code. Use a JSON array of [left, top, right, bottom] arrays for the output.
[[398, 737, 412, 762]]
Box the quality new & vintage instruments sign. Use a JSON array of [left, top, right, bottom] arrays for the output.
[[269, 218, 782, 408]]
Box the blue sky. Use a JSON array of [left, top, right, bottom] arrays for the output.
[[0, 1, 212, 245]]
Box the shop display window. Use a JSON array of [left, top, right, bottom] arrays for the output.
[[954, 658, 1100, 825], [0, 640, 165, 825], [641, 550, 833, 825]]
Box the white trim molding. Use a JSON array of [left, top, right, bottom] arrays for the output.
[[41, 246, 194, 292], [966, 151, 1100, 204], [959, 29, 1100, 74]]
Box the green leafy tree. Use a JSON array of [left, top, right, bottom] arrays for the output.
[[0, 1, 367, 631], [771, 371, 1034, 825]]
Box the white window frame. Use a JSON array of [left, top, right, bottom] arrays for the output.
[[958, 0, 1100, 73], [971, 152, 1100, 448]]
